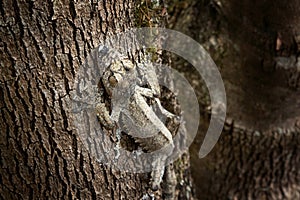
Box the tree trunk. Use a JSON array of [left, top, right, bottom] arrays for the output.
[[0, 0, 194, 199], [169, 0, 300, 199]]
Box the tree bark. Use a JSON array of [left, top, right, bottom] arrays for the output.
[[168, 0, 300, 199], [0, 0, 194, 199]]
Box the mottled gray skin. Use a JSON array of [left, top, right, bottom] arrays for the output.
[[96, 53, 178, 192]]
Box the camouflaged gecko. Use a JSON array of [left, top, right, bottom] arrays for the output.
[[96, 48, 179, 191]]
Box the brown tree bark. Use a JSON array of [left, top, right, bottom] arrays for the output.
[[0, 0, 194, 199], [168, 0, 300, 199]]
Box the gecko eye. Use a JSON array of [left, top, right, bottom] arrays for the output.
[[108, 76, 118, 87]]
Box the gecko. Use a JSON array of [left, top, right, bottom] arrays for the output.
[[96, 47, 179, 192]]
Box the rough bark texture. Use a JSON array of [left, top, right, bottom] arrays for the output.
[[0, 0, 194, 199], [168, 0, 300, 199]]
